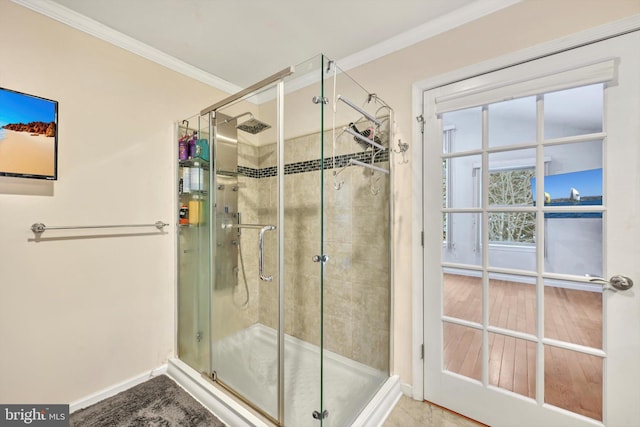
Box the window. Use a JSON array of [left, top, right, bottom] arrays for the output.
[[488, 168, 535, 243]]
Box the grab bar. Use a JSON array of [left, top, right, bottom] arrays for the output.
[[234, 224, 273, 230], [234, 223, 276, 282], [258, 225, 276, 282], [31, 221, 168, 234]]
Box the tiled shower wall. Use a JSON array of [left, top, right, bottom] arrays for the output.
[[236, 127, 390, 371]]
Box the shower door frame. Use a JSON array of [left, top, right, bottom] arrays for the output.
[[203, 66, 293, 426]]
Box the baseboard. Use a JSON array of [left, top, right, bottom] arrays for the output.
[[400, 382, 413, 397], [69, 365, 168, 413]]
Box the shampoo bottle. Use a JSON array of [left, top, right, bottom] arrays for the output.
[[178, 136, 188, 160], [182, 167, 191, 193], [189, 195, 202, 225], [179, 204, 189, 225]]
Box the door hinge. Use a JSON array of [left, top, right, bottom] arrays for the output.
[[421, 344, 424, 360], [312, 409, 328, 420], [421, 231, 424, 247], [312, 254, 330, 263], [416, 114, 425, 134]]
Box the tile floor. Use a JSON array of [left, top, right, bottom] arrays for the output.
[[383, 396, 485, 427]]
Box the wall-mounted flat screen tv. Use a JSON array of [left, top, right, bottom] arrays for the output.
[[0, 87, 58, 180]]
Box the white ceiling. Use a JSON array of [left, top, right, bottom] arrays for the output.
[[20, 0, 521, 92]]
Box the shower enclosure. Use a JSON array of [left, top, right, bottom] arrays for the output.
[[175, 55, 396, 426]]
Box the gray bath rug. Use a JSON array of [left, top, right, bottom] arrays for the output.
[[70, 375, 225, 426]]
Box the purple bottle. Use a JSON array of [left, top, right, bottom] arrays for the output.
[[178, 136, 188, 160], [188, 132, 198, 158]]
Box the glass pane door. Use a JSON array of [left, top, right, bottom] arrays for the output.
[[440, 83, 605, 418], [423, 31, 640, 426]]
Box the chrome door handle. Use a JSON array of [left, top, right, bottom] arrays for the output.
[[259, 225, 276, 282], [589, 274, 634, 291]]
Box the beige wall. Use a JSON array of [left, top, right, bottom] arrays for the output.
[[1, 0, 639, 406], [344, 0, 640, 389], [0, 0, 227, 403]]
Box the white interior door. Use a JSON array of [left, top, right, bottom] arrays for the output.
[[422, 31, 640, 426]]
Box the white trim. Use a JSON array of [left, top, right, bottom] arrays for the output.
[[488, 242, 536, 253], [473, 156, 550, 171], [411, 80, 425, 402], [412, 14, 640, 407], [400, 382, 414, 397], [9, 0, 242, 95], [69, 365, 168, 413], [434, 59, 616, 114], [413, 14, 640, 93]]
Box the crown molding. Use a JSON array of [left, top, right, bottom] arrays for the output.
[[251, 0, 523, 104], [336, 0, 523, 72], [11, 0, 522, 104], [10, 0, 242, 95]]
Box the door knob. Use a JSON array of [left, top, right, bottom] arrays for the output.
[[589, 275, 634, 291]]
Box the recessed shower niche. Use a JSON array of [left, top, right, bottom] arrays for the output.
[[173, 54, 400, 427]]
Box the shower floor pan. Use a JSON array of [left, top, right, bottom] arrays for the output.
[[168, 324, 401, 427], [212, 323, 387, 426]]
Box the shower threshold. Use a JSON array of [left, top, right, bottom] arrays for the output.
[[168, 324, 401, 427]]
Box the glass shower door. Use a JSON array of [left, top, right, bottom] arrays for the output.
[[321, 58, 392, 427], [209, 83, 282, 422], [208, 56, 327, 426], [177, 113, 211, 376], [280, 54, 326, 426]]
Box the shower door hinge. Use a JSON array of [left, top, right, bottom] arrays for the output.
[[421, 231, 424, 247], [312, 96, 329, 105], [416, 114, 425, 134], [312, 410, 328, 420], [421, 344, 424, 360], [312, 254, 330, 263]]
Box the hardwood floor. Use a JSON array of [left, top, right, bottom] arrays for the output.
[[442, 274, 603, 421]]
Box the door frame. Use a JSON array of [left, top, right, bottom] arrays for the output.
[[410, 14, 640, 403]]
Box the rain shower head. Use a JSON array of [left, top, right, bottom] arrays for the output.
[[222, 112, 271, 135], [237, 117, 271, 134]]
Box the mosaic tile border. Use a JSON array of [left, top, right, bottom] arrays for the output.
[[237, 150, 389, 179]]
